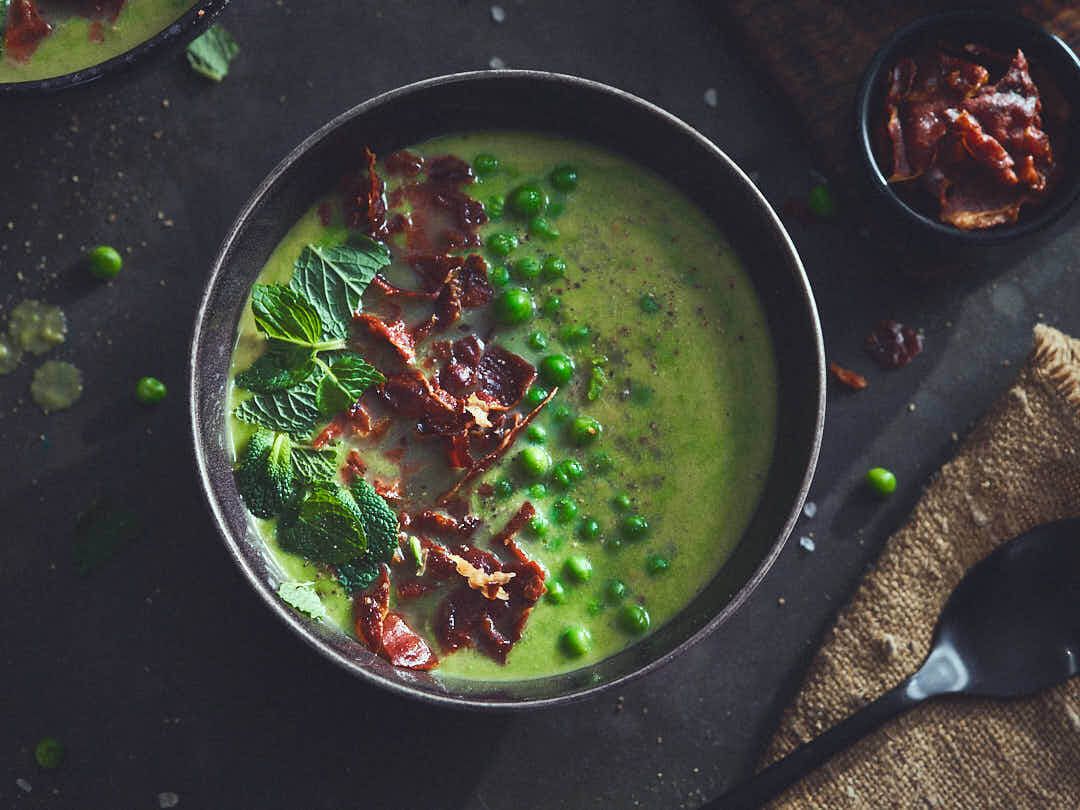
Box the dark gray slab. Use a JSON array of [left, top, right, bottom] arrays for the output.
[[2, 1, 1076, 807]]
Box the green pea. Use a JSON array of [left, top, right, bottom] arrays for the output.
[[473, 153, 500, 176], [577, 517, 601, 541], [529, 216, 559, 240], [570, 415, 603, 445], [527, 330, 548, 351], [564, 554, 593, 583], [486, 231, 519, 257], [517, 445, 552, 479], [135, 376, 167, 404], [646, 554, 670, 575], [494, 478, 514, 499], [640, 293, 661, 314], [545, 579, 567, 605], [550, 164, 579, 192], [560, 625, 592, 657], [550, 402, 572, 422], [605, 579, 627, 602], [590, 451, 615, 474], [541, 295, 562, 318], [494, 286, 535, 325], [524, 385, 549, 408], [514, 255, 542, 281], [618, 603, 650, 635], [621, 514, 649, 541], [508, 183, 548, 217], [866, 466, 897, 496], [486, 194, 506, 220], [526, 424, 547, 444], [539, 354, 575, 386], [551, 458, 585, 489], [547, 200, 566, 218], [560, 324, 590, 345], [527, 482, 548, 499], [34, 737, 64, 769], [808, 184, 836, 218], [612, 492, 632, 511], [542, 255, 567, 280], [528, 515, 549, 538], [87, 245, 123, 280], [551, 496, 578, 525], [490, 264, 511, 286]]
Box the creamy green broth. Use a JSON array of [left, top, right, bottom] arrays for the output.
[[0, 1, 194, 83], [227, 132, 778, 681]]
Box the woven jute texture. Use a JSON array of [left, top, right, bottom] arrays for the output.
[[764, 325, 1080, 809]]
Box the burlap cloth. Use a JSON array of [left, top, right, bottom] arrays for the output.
[[763, 325, 1080, 809]]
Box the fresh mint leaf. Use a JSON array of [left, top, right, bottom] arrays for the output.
[[277, 581, 328, 622], [292, 446, 339, 483], [234, 378, 321, 438], [235, 343, 316, 393], [251, 284, 327, 349], [73, 499, 141, 575], [186, 25, 239, 82], [336, 478, 400, 594], [314, 352, 384, 415], [234, 429, 294, 519], [278, 482, 367, 564], [290, 239, 390, 339]]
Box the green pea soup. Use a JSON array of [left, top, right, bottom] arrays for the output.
[[227, 131, 778, 682]]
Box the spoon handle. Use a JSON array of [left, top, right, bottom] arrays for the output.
[[709, 679, 921, 809]]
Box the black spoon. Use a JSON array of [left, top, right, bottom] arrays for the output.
[[710, 517, 1080, 810]]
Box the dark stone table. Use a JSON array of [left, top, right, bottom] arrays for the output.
[[3, 2, 1077, 807]]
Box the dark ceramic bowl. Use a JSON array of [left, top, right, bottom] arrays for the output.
[[0, 0, 229, 96], [856, 10, 1080, 246], [190, 71, 825, 710]]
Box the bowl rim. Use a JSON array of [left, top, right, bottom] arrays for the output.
[[0, 0, 229, 96], [190, 69, 826, 710], [854, 9, 1080, 245]]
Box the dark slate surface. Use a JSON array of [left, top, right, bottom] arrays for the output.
[[2, 2, 1077, 807]]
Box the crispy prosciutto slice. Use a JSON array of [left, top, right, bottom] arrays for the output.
[[355, 313, 416, 363], [354, 567, 437, 670], [393, 506, 546, 664]]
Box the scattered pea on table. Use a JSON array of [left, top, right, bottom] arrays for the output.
[[86, 245, 123, 280], [866, 466, 897, 496], [135, 376, 167, 404]]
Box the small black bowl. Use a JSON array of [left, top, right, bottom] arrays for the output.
[[855, 10, 1080, 246], [0, 0, 229, 96], [190, 71, 825, 709]]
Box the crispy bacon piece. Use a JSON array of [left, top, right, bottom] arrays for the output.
[[369, 275, 439, 302], [341, 147, 388, 237], [374, 479, 403, 503], [439, 335, 486, 396], [459, 254, 494, 308], [491, 502, 537, 550], [410, 509, 481, 538], [882, 45, 1056, 230], [353, 566, 438, 671], [865, 320, 924, 369], [341, 450, 367, 484], [829, 362, 869, 391], [355, 312, 416, 363], [385, 150, 425, 177], [434, 545, 546, 662], [476, 345, 537, 409], [409, 254, 463, 291], [5, 0, 52, 62], [426, 155, 475, 185], [437, 388, 557, 505]]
